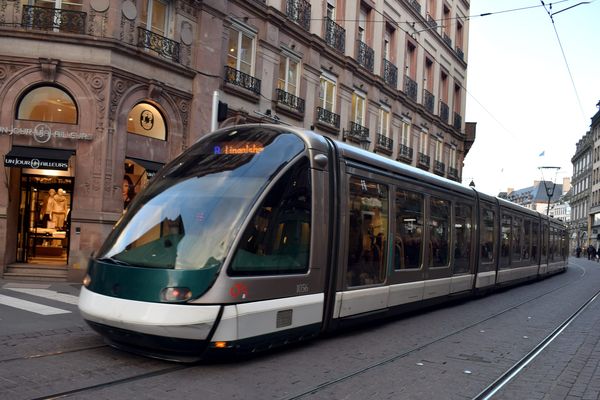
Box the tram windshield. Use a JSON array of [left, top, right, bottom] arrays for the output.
[[96, 127, 306, 270]]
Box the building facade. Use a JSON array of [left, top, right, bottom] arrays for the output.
[[570, 130, 593, 250], [0, 0, 473, 280], [587, 103, 600, 249], [499, 179, 569, 215]]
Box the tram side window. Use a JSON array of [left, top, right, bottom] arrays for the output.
[[395, 189, 423, 270], [531, 222, 539, 262], [453, 203, 472, 274], [541, 225, 548, 260], [480, 208, 495, 263], [512, 217, 522, 262], [549, 228, 556, 262], [523, 220, 531, 260], [347, 177, 388, 287], [500, 214, 511, 268], [429, 197, 450, 267], [230, 157, 311, 275]]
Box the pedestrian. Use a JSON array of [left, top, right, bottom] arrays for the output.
[[576, 246, 581, 258], [588, 244, 594, 260]]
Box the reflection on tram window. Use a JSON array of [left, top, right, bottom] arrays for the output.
[[531, 222, 539, 262], [480, 208, 495, 263], [453, 203, 472, 274], [346, 177, 388, 287], [523, 220, 532, 260], [512, 217, 522, 262], [395, 189, 423, 270], [429, 197, 450, 268], [230, 157, 311, 275], [500, 214, 512, 268]]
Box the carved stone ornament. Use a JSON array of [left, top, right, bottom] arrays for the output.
[[90, 0, 109, 12], [121, 0, 136, 21], [39, 58, 59, 82]]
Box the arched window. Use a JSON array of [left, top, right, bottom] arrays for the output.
[[127, 102, 167, 140], [17, 86, 78, 124]]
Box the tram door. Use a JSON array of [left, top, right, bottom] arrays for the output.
[[16, 174, 74, 264]]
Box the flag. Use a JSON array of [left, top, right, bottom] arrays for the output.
[[539, 151, 545, 157]]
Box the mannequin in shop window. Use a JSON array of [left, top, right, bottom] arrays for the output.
[[123, 175, 135, 209], [52, 188, 67, 230], [44, 189, 56, 228]]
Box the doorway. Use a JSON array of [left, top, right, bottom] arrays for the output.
[[16, 174, 74, 265]]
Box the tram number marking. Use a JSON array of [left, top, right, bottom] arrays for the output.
[[229, 283, 248, 299], [296, 283, 309, 294]]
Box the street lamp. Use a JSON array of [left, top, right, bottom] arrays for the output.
[[538, 166, 560, 216]]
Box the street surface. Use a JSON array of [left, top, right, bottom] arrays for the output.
[[1, 257, 599, 400]]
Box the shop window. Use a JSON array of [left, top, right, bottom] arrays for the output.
[[17, 85, 78, 124], [127, 102, 167, 140]]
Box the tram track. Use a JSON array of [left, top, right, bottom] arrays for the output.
[[0, 343, 108, 364], [280, 268, 586, 400]]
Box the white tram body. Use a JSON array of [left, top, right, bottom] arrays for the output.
[[79, 125, 568, 361]]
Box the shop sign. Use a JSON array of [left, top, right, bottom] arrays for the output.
[[0, 123, 93, 143], [4, 156, 69, 170]]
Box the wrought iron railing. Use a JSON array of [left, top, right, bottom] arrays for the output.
[[383, 59, 398, 88], [286, 0, 311, 31], [443, 33, 452, 48], [439, 101, 449, 123], [423, 89, 435, 113], [456, 46, 464, 61], [418, 152, 430, 168], [410, 0, 422, 13], [376, 134, 393, 151], [434, 160, 445, 175], [453, 112, 462, 130], [356, 40, 374, 72], [325, 17, 345, 53], [21, 5, 86, 34], [346, 121, 369, 141], [224, 66, 261, 95], [397, 144, 414, 162], [426, 14, 438, 28], [138, 27, 180, 63], [404, 75, 418, 102], [276, 89, 305, 113], [316, 106, 340, 129], [448, 167, 459, 179]]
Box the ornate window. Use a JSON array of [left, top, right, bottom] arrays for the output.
[[127, 102, 167, 140], [17, 85, 78, 124], [140, 0, 170, 36]]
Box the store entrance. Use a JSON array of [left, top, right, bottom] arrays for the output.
[[16, 174, 74, 265]]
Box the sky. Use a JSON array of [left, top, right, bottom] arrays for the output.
[[462, 0, 600, 196]]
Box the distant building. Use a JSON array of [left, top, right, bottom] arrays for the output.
[[588, 102, 600, 248], [570, 130, 593, 249], [499, 178, 570, 215]]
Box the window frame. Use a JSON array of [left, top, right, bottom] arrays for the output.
[[351, 90, 367, 126], [319, 72, 337, 112], [16, 84, 78, 125], [227, 20, 257, 76], [278, 50, 301, 96]]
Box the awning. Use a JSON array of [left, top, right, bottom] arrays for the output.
[[127, 157, 164, 178], [4, 146, 74, 171]]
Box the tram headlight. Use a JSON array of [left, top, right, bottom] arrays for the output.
[[160, 287, 192, 302], [82, 274, 91, 287]]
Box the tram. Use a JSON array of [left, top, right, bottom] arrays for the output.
[[78, 124, 568, 361]]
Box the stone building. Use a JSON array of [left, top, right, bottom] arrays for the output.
[[0, 0, 473, 280]]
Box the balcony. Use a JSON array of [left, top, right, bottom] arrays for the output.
[[410, 0, 422, 14], [448, 167, 459, 180], [376, 133, 393, 153], [325, 17, 345, 53], [286, 0, 311, 31], [439, 101, 449, 123], [316, 106, 340, 129], [382, 59, 398, 88], [456, 46, 464, 61], [21, 5, 86, 34], [426, 14, 438, 29], [276, 89, 305, 114], [443, 33, 452, 48], [418, 152, 430, 169], [138, 27, 180, 63], [453, 112, 462, 130], [224, 66, 261, 95], [404, 75, 418, 102], [356, 40, 374, 72], [345, 121, 370, 145], [397, 144, 413, 163], [423, 89, 435, 114], [434, 160, 445, 176]]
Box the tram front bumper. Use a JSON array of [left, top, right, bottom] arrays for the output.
[[78, 286, 221, 340]]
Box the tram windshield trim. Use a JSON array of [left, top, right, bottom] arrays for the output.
[[96, 127, 306, 272]]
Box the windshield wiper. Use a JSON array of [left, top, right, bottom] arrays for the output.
[[96, 257, 133, 266]]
